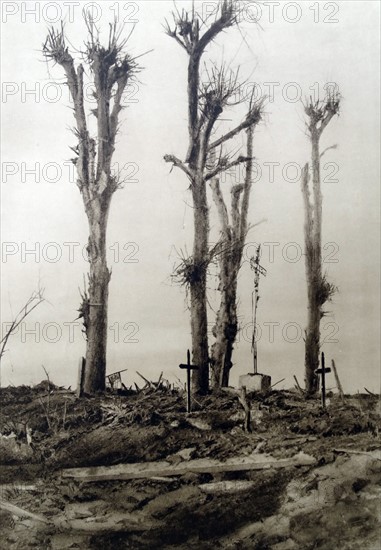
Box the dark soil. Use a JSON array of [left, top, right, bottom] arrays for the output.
[[0, 383, 380, 549]]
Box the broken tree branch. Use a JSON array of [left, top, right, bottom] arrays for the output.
[[163, 154, 193, 179], [205, 155, 253, 181], [0, 287, 45, 363]]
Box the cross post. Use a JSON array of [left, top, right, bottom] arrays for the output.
[[250, 245, 267, 374], [179, 349, 199, 413], [315, 352, 331, 408]]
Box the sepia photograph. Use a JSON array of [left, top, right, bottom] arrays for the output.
[[0, 1, 380, 548]]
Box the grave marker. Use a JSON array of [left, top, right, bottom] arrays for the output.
[[179, 349, 199, 413], [316, 352, 331, 408]]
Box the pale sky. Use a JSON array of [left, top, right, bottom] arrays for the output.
[[1, 1, 380, 393]]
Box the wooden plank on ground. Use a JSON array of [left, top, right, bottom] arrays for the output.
[[0, 484, 39, 492], [334, 448, 381, 459], [53, 512, 160, 534], [61, 452, 316, 482], [0, 499, 50, 524]]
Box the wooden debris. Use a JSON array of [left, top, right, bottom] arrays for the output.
[[106, 369, 128, 391], [0, 499, 50, 524], [331, 359, 344, 400], [333, 448, 381, 460], [53, 511, 160, 533], [271, 378, 285, 389], [155, 371, 163, 388], [76, 357, 85, 398], [136, 371, 153, 389], [176, 447, 196, 461], [186, 417, 212, 431], [149, 476, 174, 483], [239, 387, 251, 432], [293, 375, 304, 395], [221, 386, 251, 431], [199, 480, 255, 494], [61, 452, 316, 483], [0, 484, 39, 493], [142, 486, 199, 516]]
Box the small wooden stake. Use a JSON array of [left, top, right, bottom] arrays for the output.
[[76, 357, 85, 398], [331, 359, 344, 400], [179, 349, 199, 413], [293, 375, 304, 395], [238, 386, 251, 432]]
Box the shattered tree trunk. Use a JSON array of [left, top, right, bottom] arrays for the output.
[[209, 186, 238, 387], [164, 2, 260, 393], [210, 127, 255, 387], [43, 23, 137, 394], [185, 45, 211, 394], [165, 5, 231, 394], [302, 94, 340, 395], [302, 135, 322, 395], [190, 177, 210, 393], [84, 197, 111, 392]]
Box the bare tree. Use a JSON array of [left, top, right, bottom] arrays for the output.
[[210, 100, 263, 388], [301, 91, 340, 395], [164, 1, 259, 394], [43, 19, 140, 394]]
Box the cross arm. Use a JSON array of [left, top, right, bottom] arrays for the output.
[[179, 364, 199, 370]]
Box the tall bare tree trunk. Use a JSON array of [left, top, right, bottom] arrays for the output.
[[302, 137, 322, 395], [44, 20, 139, 394], [210, 125, 258, 387], [304, 268, 321, 394], [210, 260, 238, 387], [164, 2, 260, 393], [302, 94, 340, 395], [83, 197, 111, 393], [190, 181, 210, 392]]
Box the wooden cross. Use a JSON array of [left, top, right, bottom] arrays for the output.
[[315, 352, 331, 408], [250, 245, 267, 374], [179, 349, 199, 413]]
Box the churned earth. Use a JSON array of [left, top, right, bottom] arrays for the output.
[[0, 382, 380, 549]]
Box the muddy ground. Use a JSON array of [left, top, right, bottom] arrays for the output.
[[0, 382, 380, 549]]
